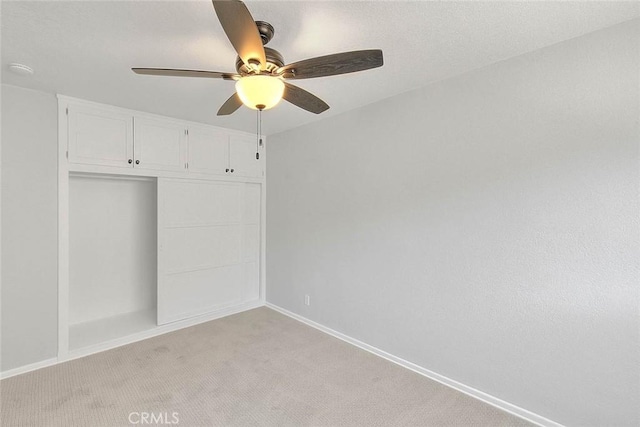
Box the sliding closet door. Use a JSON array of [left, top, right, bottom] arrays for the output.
[[157, 178, 244, 324], [242, 183, 261, 302]]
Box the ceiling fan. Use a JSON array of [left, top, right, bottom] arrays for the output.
[[132, 0, 383, 116]]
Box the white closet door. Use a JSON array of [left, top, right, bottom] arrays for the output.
[[242, 184, 261, 302], [157, 178, 243, 324]]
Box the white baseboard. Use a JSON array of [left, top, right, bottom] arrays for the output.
[[265, 302, 563, 427], [0, 357, 58, 380], [1, 300, 265, 380]]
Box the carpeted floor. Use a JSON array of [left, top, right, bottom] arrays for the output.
[[1, 307, 531, 426]]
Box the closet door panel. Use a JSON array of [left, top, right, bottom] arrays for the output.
[[242, 262, 260, 302], [158, 178, 244, 325], [241, 183, 262, 302], [162, 180, 240, 226], [242, 224, 260, 262], [243, 184, 262, 224], [163, 225, 241, 274], [159, 265, 243, 324]]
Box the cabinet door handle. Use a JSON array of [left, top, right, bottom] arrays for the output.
[[135, 160, 140, 165], [128, 159, 133, 164], [225, 168, 230, 173], [230, 169, 234, 173]]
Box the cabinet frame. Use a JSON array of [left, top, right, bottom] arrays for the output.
[[56, 95, 267, 363]]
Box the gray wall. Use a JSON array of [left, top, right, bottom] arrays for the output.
[[1, 84, 58, 371], [267, 20, 639, 426]]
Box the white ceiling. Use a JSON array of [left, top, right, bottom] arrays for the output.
[[2, 1, 638, 135]]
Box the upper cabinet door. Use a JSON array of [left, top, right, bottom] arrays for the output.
[[68, 105, 134, 168], [134, 117, 186, 172], [229, 134, 264, 178], [187, 126, 229, 176]]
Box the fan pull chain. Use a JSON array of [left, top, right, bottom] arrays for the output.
[[256, 109, 263, 160], [256, 109, 260, 160]]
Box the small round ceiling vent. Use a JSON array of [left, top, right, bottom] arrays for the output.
[[8, 63, 34, 76]]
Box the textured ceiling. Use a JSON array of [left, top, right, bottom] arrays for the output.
[[2, 1, 638, 135]]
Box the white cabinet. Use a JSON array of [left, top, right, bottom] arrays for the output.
[[67, 105, 186, 172], [64, 99, 264, 180], [68, 104, 133, 168], [186, 125, 229, 176], [185, 129, 264, 179], [134, 117, 186, 172], [229, 134, 264, 178]]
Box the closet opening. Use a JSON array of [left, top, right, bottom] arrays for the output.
[[68, 173, 157, 351]]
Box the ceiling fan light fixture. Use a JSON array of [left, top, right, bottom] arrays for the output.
[[135, 2, 383, 116], [235, 75, 284, 110]]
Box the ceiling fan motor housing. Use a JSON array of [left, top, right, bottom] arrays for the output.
[[235, 21, 282, 74], [236, 46, 284, 75]]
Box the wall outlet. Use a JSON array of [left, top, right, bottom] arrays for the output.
[[304, 295, 310, 306]]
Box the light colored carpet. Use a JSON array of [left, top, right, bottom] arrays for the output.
[[1, 307, 531, 426]]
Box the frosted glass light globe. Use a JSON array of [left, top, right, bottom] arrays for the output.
[[235, 75, 285, 110]]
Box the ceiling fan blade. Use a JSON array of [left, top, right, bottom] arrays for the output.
[[279, 49, 383, 80], [283, 82, 329, 114], [212, 0, 266, 70], [217, 92, 243, 116], [132, 68, 238, 80]]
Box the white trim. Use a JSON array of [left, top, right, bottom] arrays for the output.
[[2, 301, 265, 380], [57, 99, 70, 360], [259, 144, 267, 302], [69, 171, 156, 183], [67, 160, 264, 184], [1, 358, 58, 380], [0, 81, 3, 378], [265, 302, 564, 427]]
